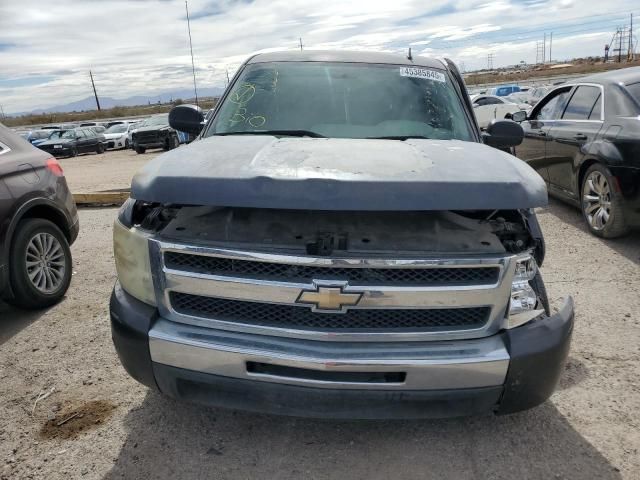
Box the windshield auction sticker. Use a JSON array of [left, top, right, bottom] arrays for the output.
[[399, 67, 446, 83]]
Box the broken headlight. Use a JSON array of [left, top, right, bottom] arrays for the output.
[[507, 255, 543, 328]]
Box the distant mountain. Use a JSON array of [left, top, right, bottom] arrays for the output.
[[17, 87, 225, 115]]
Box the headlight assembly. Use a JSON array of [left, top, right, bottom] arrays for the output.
[[507, 255, 544, 328], [113, 219, 156, 306]]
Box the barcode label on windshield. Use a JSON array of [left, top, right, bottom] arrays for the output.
[[399, 67, 446, 83]]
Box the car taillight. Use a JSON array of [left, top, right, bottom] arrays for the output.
[[45, 158, 64, 176]]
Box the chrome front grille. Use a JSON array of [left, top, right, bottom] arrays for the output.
[[151, 241, 516, 342], [164, 251, 500, 286], [171, 292, 491, 332]]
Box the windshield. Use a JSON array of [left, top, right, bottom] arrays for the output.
[[627, 82, 640, 105], [106, 124, 127, 134], [147, 115, 168, 126], [61, 130, 76, 139], [208, 62, 473, 140], [48, 130, 66, 139]]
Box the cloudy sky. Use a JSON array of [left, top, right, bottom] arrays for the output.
[[1, 0, 638, 113]]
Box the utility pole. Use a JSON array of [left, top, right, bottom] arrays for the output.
[[0, 104, 5, 121], [543, 33, 546, 64], [629, 14, 634, 61], [89, 70, 101, 111], [536, 41, 544, 64], [299, 37, 304, 51], [619, 26, 623, 62], [487, 53, 494, 70], [226, 69, 230, 86], [549, 32, 553, 63], [185, 0, 199, 106]]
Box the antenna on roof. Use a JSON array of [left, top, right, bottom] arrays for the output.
[[407, 47, 412, 60]]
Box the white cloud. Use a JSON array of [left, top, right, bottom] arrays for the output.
[[0, 0, 636, 113]]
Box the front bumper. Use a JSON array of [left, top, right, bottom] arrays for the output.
[[110, 283, 574, 419], [106, 137, 127, 150]]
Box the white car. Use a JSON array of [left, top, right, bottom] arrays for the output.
[[104, 123, 137, 150], [470, 94, 527, 129]]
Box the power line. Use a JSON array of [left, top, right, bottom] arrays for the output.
[[185, 0, 199, 107]]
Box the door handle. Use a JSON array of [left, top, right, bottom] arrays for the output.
[[574, 133, 587, 140]]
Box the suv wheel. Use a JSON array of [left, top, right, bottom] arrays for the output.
[[135, 145, 146, 154], [581, 164, 629, 238], [172, 135, 180, 149], [69, 147, 78, 158], [96, 143, 105, 154], [8, 219, 72, 309]]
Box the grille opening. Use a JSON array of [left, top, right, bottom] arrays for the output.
[[247, 362, 406, 384], [164, 252, 500, 286], [170, 292, 490, 332]]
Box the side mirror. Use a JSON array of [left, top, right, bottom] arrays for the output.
[[169, 104, 204, 135], [512, 110, 527, 122], [483, 119, 524, 148]]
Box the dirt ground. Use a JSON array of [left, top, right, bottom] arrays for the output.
[[57, 147, 164, 194], [1, 200, 639, 479]]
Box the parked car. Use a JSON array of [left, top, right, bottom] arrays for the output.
[[37, 127, 106, 157], [470, 94, 526, 129], [513, 67, 640, 238], [126, 121, 142, 147], [104, 123, 136, 150], [130, 114, 180, 153], [488, 85, 521, 96], [0, 123, 79, 308], [89, 125, 106, 135], [111, 50, 574, 419], [23, 130, 53, 146]]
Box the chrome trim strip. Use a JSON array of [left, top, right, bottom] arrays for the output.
[[149, 240, 517, 342], [149, 318, 510, 390]]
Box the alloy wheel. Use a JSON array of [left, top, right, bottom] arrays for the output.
[[25, 232, 66, 293], [582, 171, 612, 231]]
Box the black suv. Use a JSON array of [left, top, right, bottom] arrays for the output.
[[0, 124, 79, 309], [37, 127, 106, 158], [131, 114, 180, 154]]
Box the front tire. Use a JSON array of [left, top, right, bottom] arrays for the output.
[[135, 145, 146, 154], [581, 164, 629, 238], [69, 147, 78, 158], [8, 219, 72, 309], [96, 143, 105, 154]]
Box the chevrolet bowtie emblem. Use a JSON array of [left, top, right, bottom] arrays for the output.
[[296, 285, 363, 313]]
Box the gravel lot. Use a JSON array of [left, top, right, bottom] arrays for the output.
[[1, 200, 639, 480], [58, 147, 164, 193]]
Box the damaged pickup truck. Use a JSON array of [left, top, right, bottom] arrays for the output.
[[110, 51, 574, 418]]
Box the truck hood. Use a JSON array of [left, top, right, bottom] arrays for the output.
[[131, 136, 547, 210]]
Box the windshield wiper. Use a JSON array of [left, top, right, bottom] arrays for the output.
[[214, 130, 326, 138], [366, 135, 429, 140]]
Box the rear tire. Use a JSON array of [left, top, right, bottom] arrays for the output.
[[8, 219, 72, 310], [580, 164, 629, 238], [135, 146, 146, 154], [96, 143, 105, 154]]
